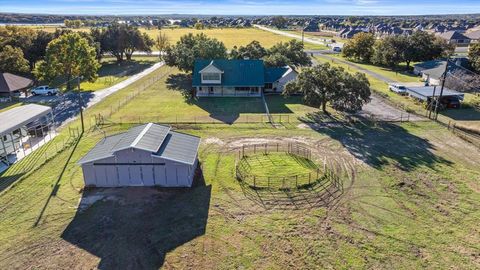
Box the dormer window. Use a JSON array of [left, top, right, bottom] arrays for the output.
[[202, 73, 221, 81], [199, 61, 224, 84]]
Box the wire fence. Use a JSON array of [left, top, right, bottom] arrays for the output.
[[235, 143, 343, 191]]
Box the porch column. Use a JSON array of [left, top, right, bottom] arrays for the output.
[[1, 136, 9, 166]]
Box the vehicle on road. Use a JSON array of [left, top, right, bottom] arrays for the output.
[[31, 86, 59, 96], [388, 83, 407, 95]]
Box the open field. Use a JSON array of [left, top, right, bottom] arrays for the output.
[[24, 25, 325, 50], [1, 51, 480, 269]]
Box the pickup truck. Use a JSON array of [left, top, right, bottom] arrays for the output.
[[388, 83, 408, 95], [31, 86, 59, 96]]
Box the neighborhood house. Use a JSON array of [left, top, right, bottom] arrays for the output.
[[192, 59, 297, 97], [78, 123, 200, 188]]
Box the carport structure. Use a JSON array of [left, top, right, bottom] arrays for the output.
[[0, 104, 55, 172], [406, 86, 465, 108]]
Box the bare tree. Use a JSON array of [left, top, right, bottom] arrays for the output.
[[155, 31, 170, 60]]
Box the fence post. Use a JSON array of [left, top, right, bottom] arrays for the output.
[[264, 143, 267, 154], [296, 175, 298, 188], [253, 176, 256, 188], [254, 144, 256, 154], [309, 173, 311, 184]]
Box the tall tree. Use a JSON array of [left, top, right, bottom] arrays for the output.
[[469, 43, 480, 73], [0, 45, 30, 74], [35, 33, 100, 90], [165, 33, 227, 72], [97, 23, 154, 62], [154, 31, 170, 60], [265, 40, 311, 67], [283, 63, 370, 113], [403, 31, 453, 69], [342, 32, 375, 62], [229, 40, 267, 60]]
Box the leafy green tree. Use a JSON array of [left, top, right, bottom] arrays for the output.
[[283, 63, 370, 113], [469, 43, 480, 72], [342, 32, 375, 62], [265, 40, 311, 67], [403, 31, 453, 69], [165, 33, 227, 72], [0, 45, 30, 74], [95, 23, 154, 62], [194, 22, 204, 30], [26, 30, 54, 69], [35, 33, 100, 90], [229, 40, 267, 60], [372, 35, 408, 67]]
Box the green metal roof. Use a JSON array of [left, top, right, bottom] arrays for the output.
[[193, 59, 265, 87], [264, 67, 289, 83]]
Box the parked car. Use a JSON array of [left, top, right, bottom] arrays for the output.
[[388, 83, 407, 95], [31, 86, 59, 96], [332, 46, 342, 52]]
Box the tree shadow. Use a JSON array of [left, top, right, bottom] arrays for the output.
[[52, 91, 95, 126], [165, 73, 266, 124], [98, 60, 156, 77], [305, 119, 452, 171], [61, 165, 211, 270], [440, 107, 480, 121]]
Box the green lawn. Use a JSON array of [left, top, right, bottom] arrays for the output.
[[1, 58, 480, 269], [241, 152, 318, 177], [79, 56, 159, 92], [108, 68, 267, 124]]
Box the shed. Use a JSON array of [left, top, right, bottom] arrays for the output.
[[78, 123, 200, 188], [0, 73, 33, 97]]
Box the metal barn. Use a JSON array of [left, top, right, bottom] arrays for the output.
[[78, 123, 200, 187]]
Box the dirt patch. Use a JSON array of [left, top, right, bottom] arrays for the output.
[[203, 137, 225, 146]]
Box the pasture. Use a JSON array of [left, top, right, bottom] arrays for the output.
[[26, 25, 326, 49], [0, 52, 479, 269]]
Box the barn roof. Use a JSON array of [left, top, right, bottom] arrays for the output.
[[154, 131, 201, 165], [78, 123, 199, 165]]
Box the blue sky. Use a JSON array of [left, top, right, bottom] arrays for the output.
[[1, 0, 480, 15]]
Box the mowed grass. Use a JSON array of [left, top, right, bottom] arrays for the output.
[[0, 101, 21, 113], [241, 153, 318, 177], [80, 56, 159, 91], [28, 26, 310, 50], [109, 68, 267, 124], [0, 55, 479, 268]]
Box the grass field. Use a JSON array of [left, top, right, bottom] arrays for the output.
[[79, 56, 159, 91], [0, 48, 480, 269], [0, 101, 21, 113], [241, 153, 318, 177], [26, 25, 323, 50]]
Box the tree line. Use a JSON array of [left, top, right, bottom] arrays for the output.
[[342, 31, 454, 69], [164, 33, 312, 72]]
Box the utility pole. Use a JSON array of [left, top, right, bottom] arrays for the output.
[[428, 85, 437, 119], [77, 76, 84, 133], [434, 59, 449, 121]]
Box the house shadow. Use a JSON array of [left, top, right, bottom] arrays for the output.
[[304, 118, 452, 171], [166, 73, 266, 124], [61, 165, 211, 270], [440, 107, 480, 122]]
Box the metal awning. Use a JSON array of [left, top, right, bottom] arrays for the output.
[[406, 86, 465, 101], [0, 104, 52, 136]]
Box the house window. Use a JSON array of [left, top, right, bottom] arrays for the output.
[[265, 83, 273, 89], [202, 73, 221, 81]]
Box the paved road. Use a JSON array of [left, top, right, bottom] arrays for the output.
[[24, 61, 165, 127], [253, 25, 330, 47]]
